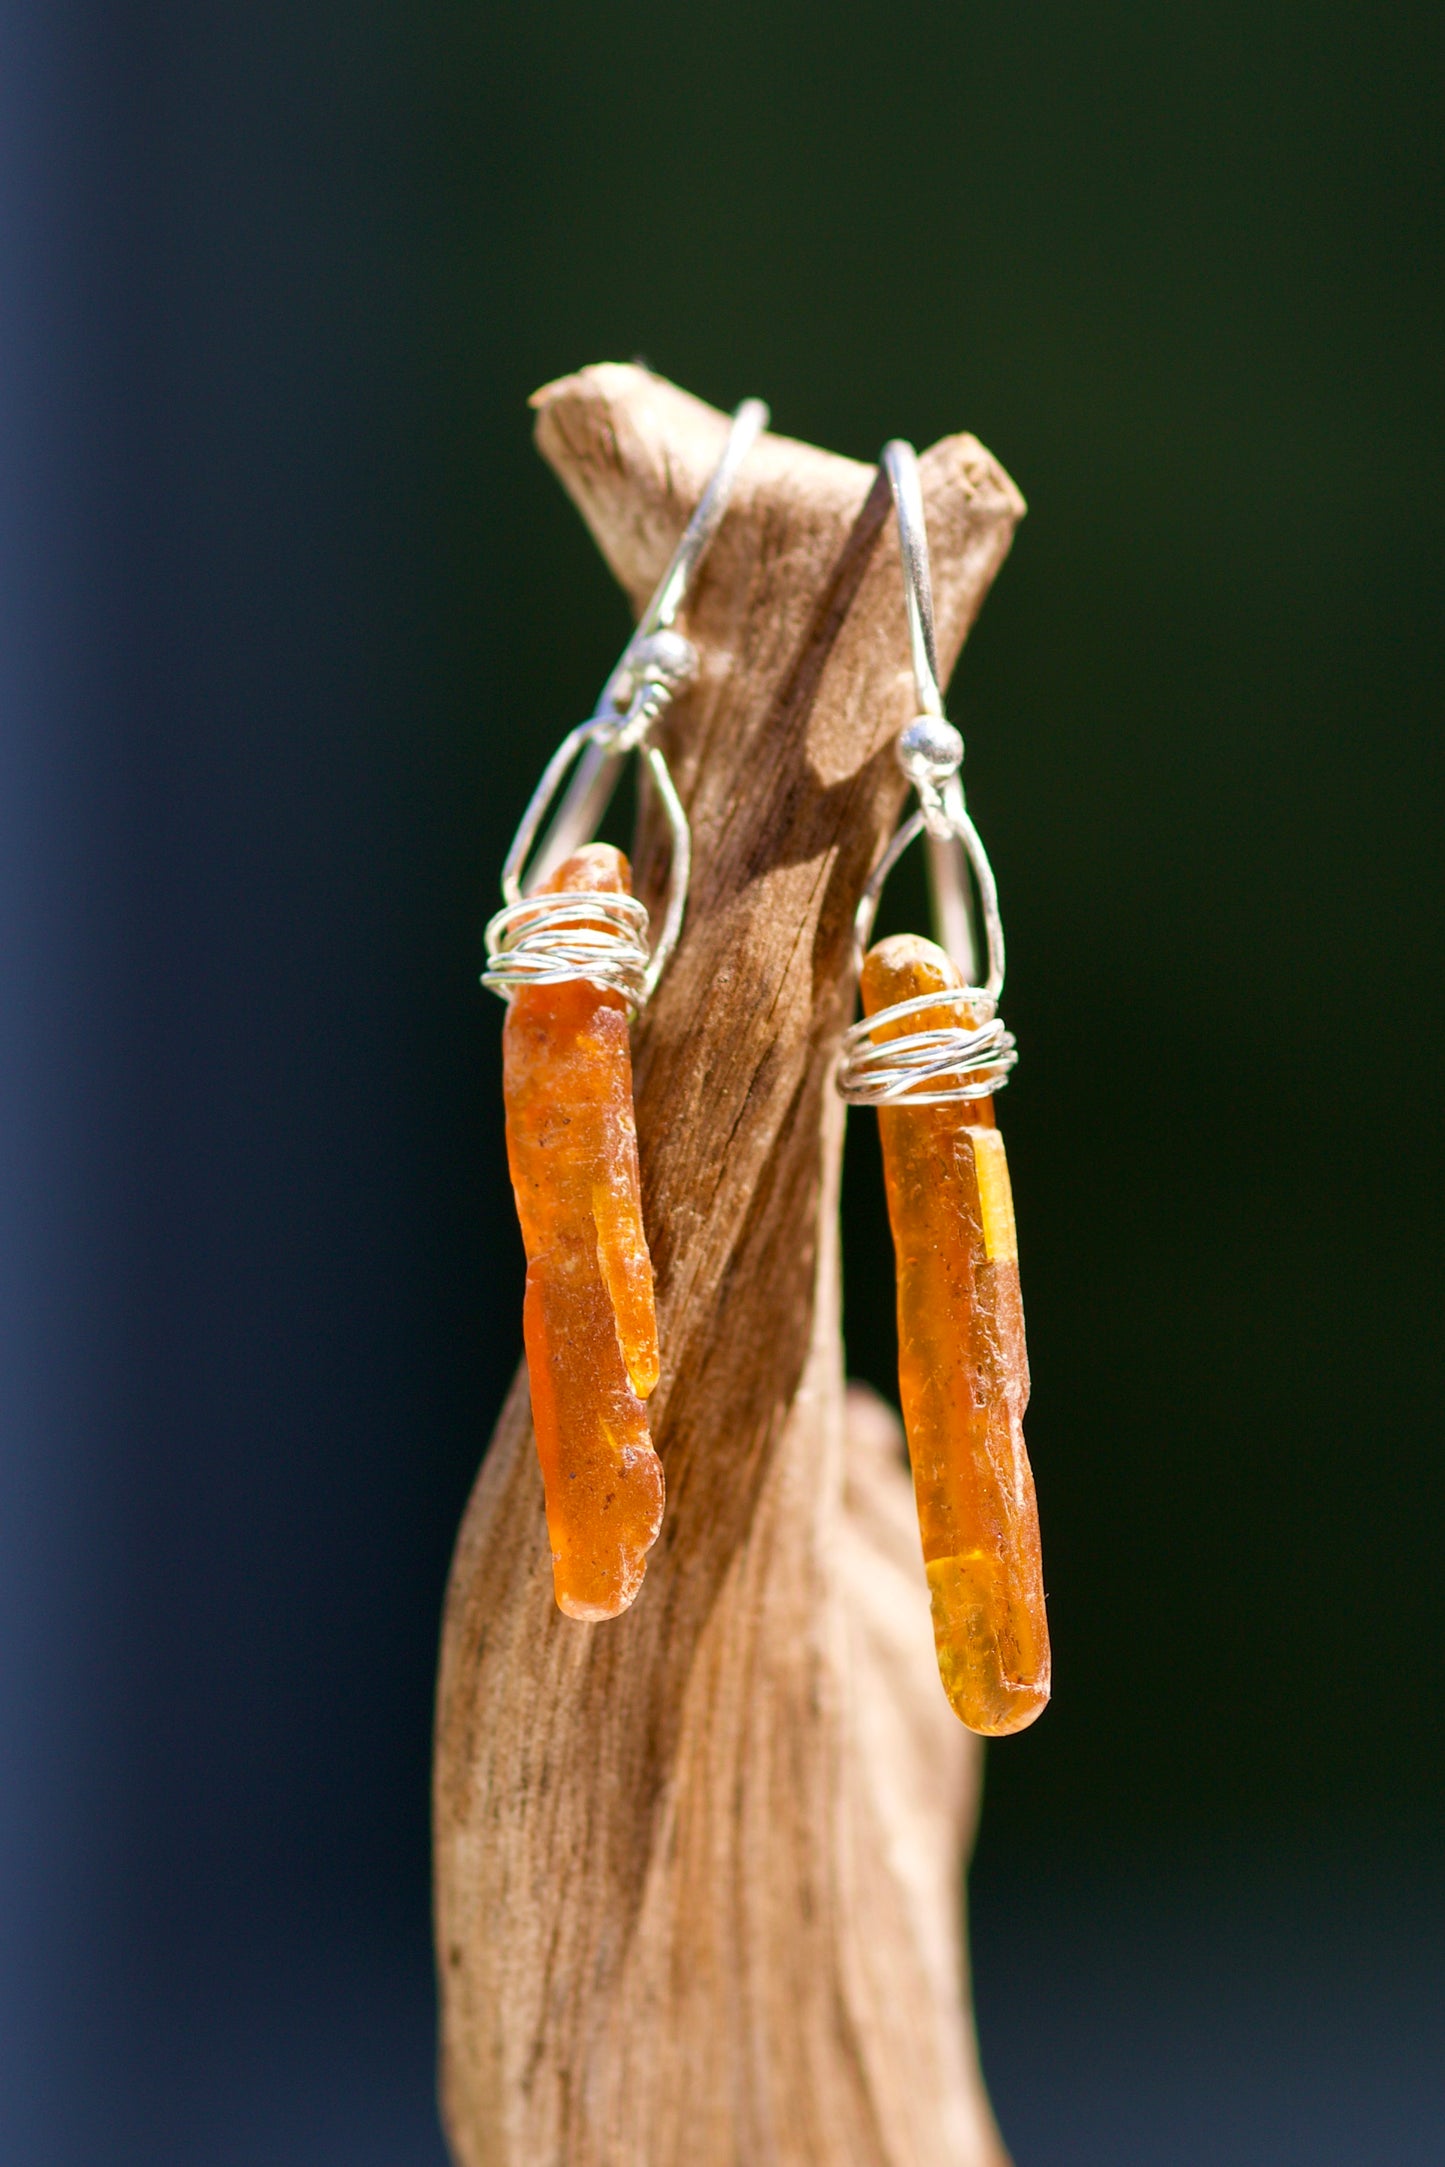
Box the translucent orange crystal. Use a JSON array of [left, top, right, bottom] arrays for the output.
[[502, 844, 663, 1620], [861, 933, 1050, 1735]]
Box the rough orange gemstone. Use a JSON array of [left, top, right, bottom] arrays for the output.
[[861, 933, 1050, 1735], [502, 844, 663, 1620]]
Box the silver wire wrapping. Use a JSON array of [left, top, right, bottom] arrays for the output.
[[480, 731, 691, 1009], [481, 397, 767, 1011], [836, 438, 1019, 1107], [836, 788, 1019, 1103], [839, 990, 1017, 1105], [481, 891, 652, 1008]]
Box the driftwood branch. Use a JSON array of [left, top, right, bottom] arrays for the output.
[[435, 366, 1026, 2166]]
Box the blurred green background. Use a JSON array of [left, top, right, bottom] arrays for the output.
[[437, 0, 1442, 1858], [4, 1, 1439, 2159], [427, 7, 1444, 2150]]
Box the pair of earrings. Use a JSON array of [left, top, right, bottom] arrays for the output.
[[482, 406, 1050, 1738]]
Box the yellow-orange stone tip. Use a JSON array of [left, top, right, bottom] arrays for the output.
[[545, 841, 633, 898]]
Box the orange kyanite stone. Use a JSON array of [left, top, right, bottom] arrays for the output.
[[502, 845, 663, 1619], [861, 933, 1050, 1735]]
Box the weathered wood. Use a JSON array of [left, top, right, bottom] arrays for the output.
[[434, 365, 1026, 2167]]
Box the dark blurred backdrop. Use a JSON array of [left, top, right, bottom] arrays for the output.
[[2, 3, 1441, 2161]]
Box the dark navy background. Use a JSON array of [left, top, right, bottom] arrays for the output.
[[2, 3, 1440, 2160]]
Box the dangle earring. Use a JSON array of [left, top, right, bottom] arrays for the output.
[[483, 398, 768, 1622], [838, 440, 1050, 1735]]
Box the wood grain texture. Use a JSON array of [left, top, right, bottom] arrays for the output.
[[435, 365, 1026, 2167]]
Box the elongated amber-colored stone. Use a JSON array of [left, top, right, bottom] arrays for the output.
[[502, 845, 663, 1619], [861, 933, 1050, 1735]]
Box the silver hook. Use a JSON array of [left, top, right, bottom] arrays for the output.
[[835, 436, 1019, 1106], [524, 396, 769, 892], [485, 396, 767, 1009], [851, 439, 1004, 1000], [883, 437, 944, 721]]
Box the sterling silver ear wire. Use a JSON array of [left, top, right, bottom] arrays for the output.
[[481, 397, 769, 1010], [837, 438, 1019, 1105]]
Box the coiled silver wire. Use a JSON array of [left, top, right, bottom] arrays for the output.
[[838, 987, 1017, 1105], [480, 890, 652, 1007], [837, 784, 1017, 1104], [480, 726, 690, 1009]]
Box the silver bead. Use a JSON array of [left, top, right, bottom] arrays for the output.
[[897, 715, 963, 787], [618, 629, 697, 700]]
